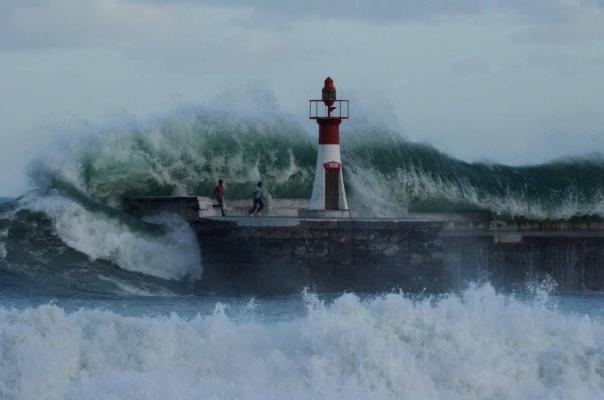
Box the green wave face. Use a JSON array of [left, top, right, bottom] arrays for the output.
[[31, 110, 604, 220], [64, 112, 316, 204]]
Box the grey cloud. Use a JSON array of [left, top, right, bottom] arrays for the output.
[[450, 58, 491, 78], [140, 0, 587, 23], [0, 0, 186, 51], [231, 0, 604, 46], [2, 0, 603, 52], [511, 15, 604, 45]]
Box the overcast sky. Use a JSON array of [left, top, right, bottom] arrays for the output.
[[1, 0, 604, 195]]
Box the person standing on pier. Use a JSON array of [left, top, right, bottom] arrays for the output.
[[249, 182, 264, 216], [213, 179, 226, 216]]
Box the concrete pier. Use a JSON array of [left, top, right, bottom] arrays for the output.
[[124, 196, 604, 293]]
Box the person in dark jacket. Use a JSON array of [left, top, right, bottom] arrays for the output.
[[213, 179, 226, 216], [249, 182, 264, 216]]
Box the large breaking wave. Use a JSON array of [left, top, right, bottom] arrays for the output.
[[1, 285, 603, 399], [30, 109, 604, 219]]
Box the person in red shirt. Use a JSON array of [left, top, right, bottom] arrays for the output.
[[213, 179, 226, 216]]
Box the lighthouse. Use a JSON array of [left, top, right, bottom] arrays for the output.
[[306, 77, 350, 217]]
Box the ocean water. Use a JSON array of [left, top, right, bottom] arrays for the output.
[[1, 286, 604, 399], [2, 110, 604, 399]]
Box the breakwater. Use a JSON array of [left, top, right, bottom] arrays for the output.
[[125, 197, 604, 293]]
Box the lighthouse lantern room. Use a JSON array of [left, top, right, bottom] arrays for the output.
[[307, 77, 350, 215]]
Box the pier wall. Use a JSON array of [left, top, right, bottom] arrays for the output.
[[193, 218, 604, 293], [443, 231, 604, 291], [193, 218, 448, 293], [124, 197, 604, 293]]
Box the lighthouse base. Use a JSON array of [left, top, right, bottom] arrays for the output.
[[298, 209, 351, 219]]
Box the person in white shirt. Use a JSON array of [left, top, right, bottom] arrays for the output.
[[249, 182, 264, 216]]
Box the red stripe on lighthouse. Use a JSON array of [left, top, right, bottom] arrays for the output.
[[317, 119, 341, 145]]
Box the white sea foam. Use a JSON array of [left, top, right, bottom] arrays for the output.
[[0, 285, 602, 400], [19, 194, 201, 281], [97, 275, 177, 297]]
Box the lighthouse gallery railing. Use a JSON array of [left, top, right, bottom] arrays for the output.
[[309, 100, 349, 119]]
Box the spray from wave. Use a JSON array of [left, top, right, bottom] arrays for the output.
[[0, 284, 602, 400]]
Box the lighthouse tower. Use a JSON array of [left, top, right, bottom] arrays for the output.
[[307, 77, 350, 216]]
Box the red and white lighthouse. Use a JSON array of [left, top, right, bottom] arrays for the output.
[[308, 77, 349, 212]]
